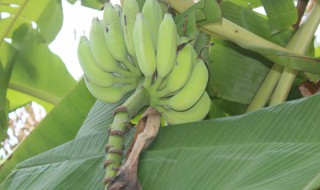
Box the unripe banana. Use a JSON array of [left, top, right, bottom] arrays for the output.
[[121, 0, 140, 58], [133, 13, 156, 88], [102, 3, 140, 75], [84, 77, 136, 103], [78, 36, 134, 87], [89, 17, 134, 78], [156, 13, 178, 80], [102, 3, 127, 62], [157, 92, 211, 125], [157, 59, 209, 111], [157, 43, 195, 97], [142, 0, 163, 49]]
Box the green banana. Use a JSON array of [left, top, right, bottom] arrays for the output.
[[157, 43, 195, 97], [142, 0, 163, 49], [102, 3, 126, 61], [89, 17, 134, 78], [121, 0, 140, 58], [157, 91, 211, 125], [156, 13, 178, 80], [156, 59, 209, 111], [133, 13, 156, 88], [102, 3, 126, 62], [84, 77, 136, 103], [78, 36, 135, 87], [102, 3, 138, 74]]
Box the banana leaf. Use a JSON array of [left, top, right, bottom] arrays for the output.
[[0, 1, 75, 141], [0, 0, 63, 43], [9, 25, 76, 106], [0, 79, 96, 183], [261, 0, 297, 34], [2, 91, 320, 189]]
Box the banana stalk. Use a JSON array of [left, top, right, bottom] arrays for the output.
[[103, 86, 149, 189], [269, 2, 320, 105], [248, 2, 320, 110]]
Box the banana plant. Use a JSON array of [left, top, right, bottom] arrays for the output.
[[1, 0, 320, 189]]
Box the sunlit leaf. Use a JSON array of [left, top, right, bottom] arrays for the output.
[[0, 0, 63, 43], [261, 0, 297, 34], [9, 25, 76, 105], [0, 79, 96, 183], [6, 89, 53, 112]]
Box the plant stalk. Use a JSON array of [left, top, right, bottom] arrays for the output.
[[269, 2, 320, 106], [104, 86, 149, 189], [246, 64, 283, 112], [247, 2, 320, 111]]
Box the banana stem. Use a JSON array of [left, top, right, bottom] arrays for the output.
[[143, 76, 153, 89], [269, 2, 320, 106], [149, 77, 163, 92], [269, 68, 297, 105], [246, 2, 320, 110], [104, 86, 149, 188], [245, 64, 283, 112]]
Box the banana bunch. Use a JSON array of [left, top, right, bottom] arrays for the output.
[[133, 0, 211, 125], [77, 0, 211, 125], [77, 2, 142, 103]]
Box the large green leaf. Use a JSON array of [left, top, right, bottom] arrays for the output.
[[261, 0, 297, 34], [0, 99, 123, 189], [6, 89, 53, 112], [209, 38, 271, 104], [2, 91, 320, 189], [9, 24, 76, 105], [138, 95, 320, 189], [0, 0, 69, 141], [0, 79, 96, 183], [0, 0, 63, 44]]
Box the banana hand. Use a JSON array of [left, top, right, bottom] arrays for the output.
[[156, 59, 209, 111]]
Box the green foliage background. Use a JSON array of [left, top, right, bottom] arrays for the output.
[[1, 0, 320, 189]]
